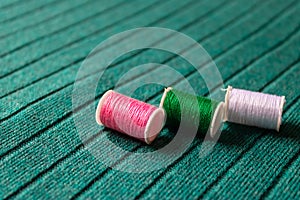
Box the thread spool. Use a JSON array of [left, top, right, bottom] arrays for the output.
[[160, 87, 224, 138], [95, 90, 165, 144], [224, 86, 285, 131]]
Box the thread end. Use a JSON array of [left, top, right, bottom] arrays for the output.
[[159, 87, 173, 108]]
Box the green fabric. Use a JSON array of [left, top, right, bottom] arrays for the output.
[[0, 0, 299, 199]]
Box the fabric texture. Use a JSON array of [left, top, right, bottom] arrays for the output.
[[0, 0, 299, 199]]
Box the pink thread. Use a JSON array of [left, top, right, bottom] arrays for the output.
[[96, 90, 164, 144]]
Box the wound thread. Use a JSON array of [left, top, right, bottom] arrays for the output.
[[160, 87, 224, 138], [224, 86, 285, 131], [95, 90, 165, 144]]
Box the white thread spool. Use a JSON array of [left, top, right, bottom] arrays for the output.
[[224, 86, 285, 131]]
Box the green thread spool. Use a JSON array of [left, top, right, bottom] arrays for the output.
[[159, 87, 224, 137]]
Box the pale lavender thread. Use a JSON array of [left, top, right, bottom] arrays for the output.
[[226, 87, 285, 131]]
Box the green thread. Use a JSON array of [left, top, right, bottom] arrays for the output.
[[162, 88, 220, 134]]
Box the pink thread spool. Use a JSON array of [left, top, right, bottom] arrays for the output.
[[95, 90, 165, 144]]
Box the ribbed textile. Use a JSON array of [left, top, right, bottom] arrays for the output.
[[0, 0, 299, 199]]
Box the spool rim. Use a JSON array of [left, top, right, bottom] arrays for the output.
[[276, 96, 286, 132], [210, 102, 225, 138], [144, 108, 165, 144], [95, 90, 114, 126], [224, 85, 232, 121]]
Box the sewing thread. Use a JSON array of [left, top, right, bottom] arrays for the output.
[[96, 90, 165, 144], [224, 86, 285, 131], [160, 87, 224, 138]]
